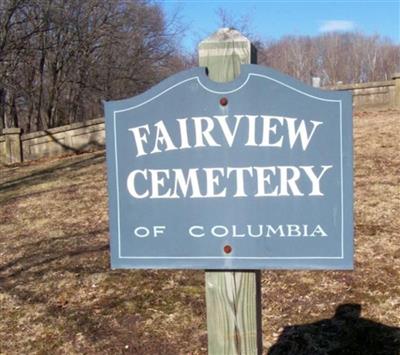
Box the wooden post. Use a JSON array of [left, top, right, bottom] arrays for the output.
[[392, 73, 400, 108], [3, 127, 22, 164], [198, 28, 262, 355]]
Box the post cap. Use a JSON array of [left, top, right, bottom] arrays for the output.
[[392, 73, 400, 80], [200, 28, 250, 44], [198, 28, 257, 70]]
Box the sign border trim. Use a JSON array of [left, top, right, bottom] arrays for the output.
[[111, 70, 345, 261]]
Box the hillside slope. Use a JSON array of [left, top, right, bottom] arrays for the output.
[[0, 109, 399, 354]]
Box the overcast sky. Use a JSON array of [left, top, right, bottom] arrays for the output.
[[161, 0, 400, 52]]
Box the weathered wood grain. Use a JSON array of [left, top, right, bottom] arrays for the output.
[[199, 28, 262, 355]]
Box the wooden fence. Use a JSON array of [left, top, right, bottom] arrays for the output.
[[1, 74, 399, 165]]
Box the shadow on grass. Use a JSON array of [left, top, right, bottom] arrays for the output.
[[0, 229, 126, 351], [0, 228, 109, 276], [0, 226, 205, 354], [268, 303, 400, 355], [0, 151, 105, 195]]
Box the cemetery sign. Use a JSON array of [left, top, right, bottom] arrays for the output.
[[104, 64, 353, 269]]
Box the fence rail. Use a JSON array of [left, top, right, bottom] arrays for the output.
[[1, 74, 399, 165]]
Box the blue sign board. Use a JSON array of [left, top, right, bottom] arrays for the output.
[[105, 64, 353, 269]]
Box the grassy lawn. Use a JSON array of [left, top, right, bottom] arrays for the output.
[[0, 109, 399, 354]]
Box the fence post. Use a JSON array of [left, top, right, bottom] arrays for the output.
[[312, 77, 321, 88], [198, 28, 262, 355], [3, 128, 22, 164], [392, 73, 400, 108]]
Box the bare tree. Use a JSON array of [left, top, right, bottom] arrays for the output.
[[0, 0, 186, 132], [260, 32, 400, 86], [2, 4, 399, 134]]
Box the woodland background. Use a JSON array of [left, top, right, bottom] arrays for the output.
[[1, 0, 399, 133]]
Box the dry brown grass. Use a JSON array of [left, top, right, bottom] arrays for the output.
[[0, 109, 399, 354]]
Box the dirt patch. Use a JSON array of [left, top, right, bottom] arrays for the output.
[[0, 109, 399, 354]]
